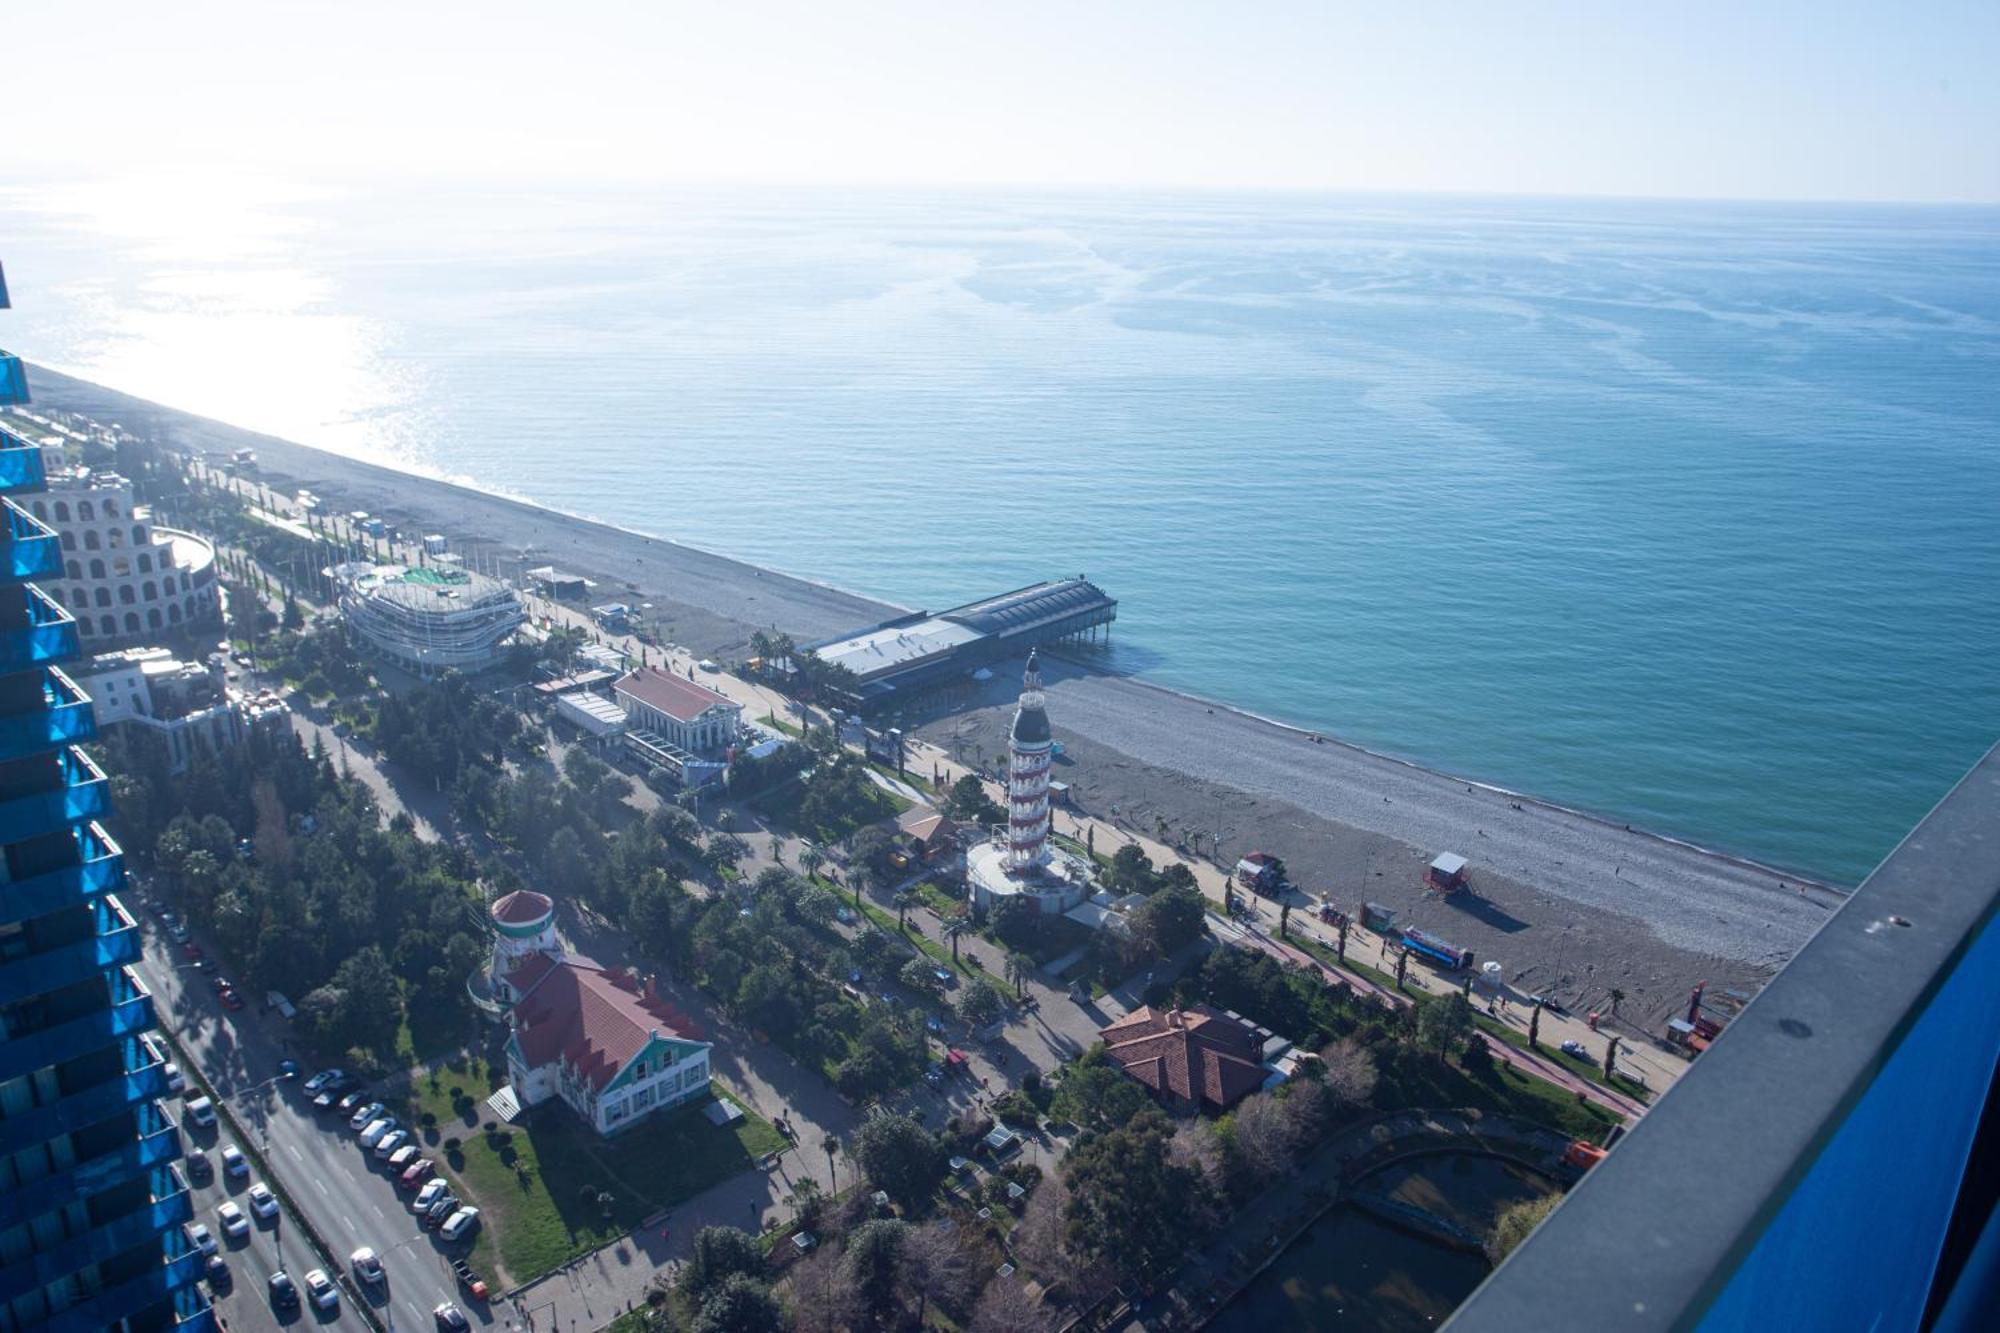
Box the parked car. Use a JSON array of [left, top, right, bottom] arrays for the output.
[[219, 987, 245, 1012], [933, 967, 956, 989], [413, 1179, 450, 1213], [303, 1068, 346, 1095], [220, 1144, 248, 1180], [163, 1063, 186, 1095], [276, 1058, 299, 1079], [434, 1302, 469, 1331], [187, 1223, 217, 1258], [450, 1258, 489, 1301], [247, 1183, 279, 1221], [168, 923, 191, 944], [205, 1255, 232, 1292], [351, 1247, 385, 1286], [374, 1128, 409, 1158], [439, 1207, 482, 1242], [388, 1144, 420, 1170], [268, 1271, 298, 1310], [349, 1102, 385, 1131], [304, 1268, 339, 1311], [424, 1195, 461, 1228], [180, 942, 203, 962], [1560, 1039, 1589, 1060], [184, 1097, 217, 1129], [185, 1149, 212, 1184], [335, 1090, 367, 1116], [359, 1118, 397, 1149], [401, 1159, 436, 1190], [217, 1201, 249, 1241]]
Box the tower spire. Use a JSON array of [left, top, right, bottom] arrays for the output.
[[1006, 649, 1054, 874]]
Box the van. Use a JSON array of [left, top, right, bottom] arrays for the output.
[[184, 1096, 217, 1129], [266, 992, 297, 1021]]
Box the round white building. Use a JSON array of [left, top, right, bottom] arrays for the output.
[[968, 651, 1093, 916], [488, 888, 561, 1004]]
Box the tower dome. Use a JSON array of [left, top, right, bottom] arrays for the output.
[[491, 889, 555, 939], [489, 889, 562, 1005]]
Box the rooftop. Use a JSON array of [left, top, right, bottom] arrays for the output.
[[1100, 1004, 1269, 1113], [614, 667, 740, 723], [812, 616, 984, 676], [491, 889, 553, 925], [941, 577, 1116, 638], [508, 956, 706, 1092]]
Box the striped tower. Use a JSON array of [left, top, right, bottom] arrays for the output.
[[1005, 650, 1054, 874]]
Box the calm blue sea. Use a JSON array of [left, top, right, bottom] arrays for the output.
[[5, 182, 1998, 884]]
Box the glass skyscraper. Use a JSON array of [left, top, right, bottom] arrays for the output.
[[0, 261, 209, 1332]]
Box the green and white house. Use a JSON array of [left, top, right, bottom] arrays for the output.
[[489, 890, 711, 1135]]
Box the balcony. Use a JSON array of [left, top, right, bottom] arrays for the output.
[[0, 745, 112, 843], [1, 497, 62, 581], [0, 820, 125, 925], [0, 1030, 169, 1155], [0, 584, 80, 669], [0, 1098, 180, 1231], [0, 352, 26, 407], [0, 1164, 192, 1305], [1446, 740, 2000, 1333], [0, 423, 48, 494], [0, 965, 157, 1083], [0, 665, 97, 763], [0, 893, 142, 1005]]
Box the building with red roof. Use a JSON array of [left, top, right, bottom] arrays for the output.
[[502, 952, 713, 1136], [1099, 1004, 1269, 1115], [613, 667, 742, 753]]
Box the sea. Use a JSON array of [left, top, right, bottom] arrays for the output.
[[4, 179, 1998, 886]]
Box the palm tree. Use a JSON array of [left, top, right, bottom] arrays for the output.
[[894, 888, 914, 932], [770, 834, 785, 865], [1005, 951, 1030, 999], [822, 1134, 840, 1192], [800, 844, 825, 882], [945, 919, 964, 962], [1608, 987, 1626, 1018]]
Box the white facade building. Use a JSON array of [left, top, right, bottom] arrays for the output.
[[613, 667, 742, 753], [331, 561, 524, 678], [72, 647, 260, 774], [26, 452, 221, 646]]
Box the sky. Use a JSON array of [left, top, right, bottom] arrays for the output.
[[6, 0, 1999, 202]]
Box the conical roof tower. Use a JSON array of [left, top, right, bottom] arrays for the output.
[[1006, 650, 1054, 873]]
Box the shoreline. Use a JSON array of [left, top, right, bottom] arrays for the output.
[[24, 364, 1840, 1014]]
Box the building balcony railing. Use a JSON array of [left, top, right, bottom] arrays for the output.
[[0, 820, 125, 925], [0, 423, 48, 494], [37, 1242, 204, 1333], [0, 892, 141, 1006], [0, 1029, 169, 1156], [0, 353, 27, 408], [0, 1163, 191, 1305], [1446, 740, 2000, 1333], [0, 584, 81, 669], [1, 496, 63, 582], [0, 964, 156, 1084], [0, 1097, 180, 1232], [0, 665, 97, 764], [0, 744, 112, 843]]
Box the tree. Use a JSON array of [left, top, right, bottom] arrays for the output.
[[328, 946, 401, 1054], [1608, 987, 1626, 1017], [1417, 991, 1475, 1059], [956, 978, 1008, 1029], [1603, 1035, 1621, 1081], [1063, 1108, 1212, 1280], [690, 1274, 783, 1333], [893, 888, 914, 932], [1051, 1051, 1151, 1132], [971, 1279, 1053, 1333], [945, 774, 1004, 826], [852, 1113, 944, 1207], [1528, 1000, 1543, 1049], [1004, 951, 1033, 999], [900, 957, 942, 995], [822, 1134, 840, 1192], [1107, 844, 1156, 894], [1129, 885, 1206, 959], [838, 1219, 909, 1330], [736, 964, 804, 1040], [901, 1221, 977, 1326], [1395, 947, 1410, 991], [683, 1226, 765, 1307], [1485, 1192, 1562, 1265]]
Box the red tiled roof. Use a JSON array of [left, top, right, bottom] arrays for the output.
[[1100, 1004, 1267, 1113], [613, 668, 739, 724], [507, 957, 706, 1091], [896, 808, 959, 846], [492, 889, 554, 924]]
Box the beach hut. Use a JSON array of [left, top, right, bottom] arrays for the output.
[[1427, 852, 1469, 893]]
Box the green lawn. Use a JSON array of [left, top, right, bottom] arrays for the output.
[[1373, 1043, 1621, 1142], [402, 1053, 787, 1284]]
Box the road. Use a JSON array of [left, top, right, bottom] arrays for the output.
[[133, 903, 483, 1333]]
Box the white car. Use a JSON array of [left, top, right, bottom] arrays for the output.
[[219, 1144, 248, 1179], [216, 1201, 249, 1241], [184, 1096, 217, 1129], [358, 1118, 396, 1149], [164, 1063, 186, 1095], [187, 1223, 217, 1257], [388, 1144, 421, 1169], [439, 1207, 481, 1242], [349, 1101, 385, 1131], [373, 1128, 409, 1158], [303, 1268, 339, 1311], [351, 1247, 385, 1285], [303, 1068, 346, 1094], [246, 1183, 279, 1221], [413, 1179, 450, 1213]]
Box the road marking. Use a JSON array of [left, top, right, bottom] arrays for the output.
[[315, 1177, 329, 1195], [343, 1214, 356, 1231], [287, 1142, 305, 1162], [371, 1203, 385, 1219]]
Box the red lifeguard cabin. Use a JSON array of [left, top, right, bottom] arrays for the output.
[[1427, 852, 1469, 894]]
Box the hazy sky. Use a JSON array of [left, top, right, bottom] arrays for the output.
[[9, 0, 1998, 202]]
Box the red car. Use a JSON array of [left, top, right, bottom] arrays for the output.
[[181, 942, 204, 962], [209, 974, 231, 992], [400, 1159, 435, 1190], [218, 987, 245, 1012]]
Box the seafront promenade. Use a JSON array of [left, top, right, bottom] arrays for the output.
[[27, 366, 1836, 1020]]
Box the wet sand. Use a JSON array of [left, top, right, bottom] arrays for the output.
[[26, 366, 1841, 1019]]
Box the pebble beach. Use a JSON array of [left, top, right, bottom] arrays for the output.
[[30, 365, 1843, 1020]]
